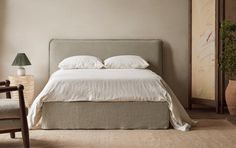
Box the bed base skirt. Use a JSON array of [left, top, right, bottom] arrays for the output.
[[41, 101, 169, 129]]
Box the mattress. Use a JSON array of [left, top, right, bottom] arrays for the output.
[[42, 101, 169, 129]]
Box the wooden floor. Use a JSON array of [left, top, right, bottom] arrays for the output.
[[188, 105, 227, 119], [188, 105, 236, 125]]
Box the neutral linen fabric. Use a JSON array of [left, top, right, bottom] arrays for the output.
[[0, 99, 28, 119], [0, 99, 28, 131], [0, 119, 21, 130], [104, 55, 149, 69], [49, 39, 163, 75], [58, 55, 104, 69], [41, 101, 169, 129], [28, 69, 196, 131], [0, 99, 21, 119]]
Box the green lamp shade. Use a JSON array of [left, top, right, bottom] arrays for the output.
[[12, 53, 31, 66]]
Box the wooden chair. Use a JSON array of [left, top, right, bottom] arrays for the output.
[[0, 80, 29, 148]]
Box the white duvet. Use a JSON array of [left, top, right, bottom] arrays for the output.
[[28, 69, 197, 131]]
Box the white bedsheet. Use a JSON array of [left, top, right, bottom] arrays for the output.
[[28, 69, 197, 131]]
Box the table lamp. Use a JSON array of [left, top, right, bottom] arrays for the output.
[[12, 53, 31, 76]]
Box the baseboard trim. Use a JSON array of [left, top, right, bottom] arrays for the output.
[[191, 98, 216, 107]]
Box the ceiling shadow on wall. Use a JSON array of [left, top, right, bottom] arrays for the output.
[[0, 0, 6, 79], [162, 41, 187, 106]]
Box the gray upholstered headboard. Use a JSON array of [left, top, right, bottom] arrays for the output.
[[49, 39, 163, 76]]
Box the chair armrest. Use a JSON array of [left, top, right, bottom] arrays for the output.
[[0, 81, 6, 86], [0, 80, 11, 98], [0, 80, 10, 86], [0, 86, 19, 93]]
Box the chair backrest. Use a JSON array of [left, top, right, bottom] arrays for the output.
[[0, 80, 11, 98]]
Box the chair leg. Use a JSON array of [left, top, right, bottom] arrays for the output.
[[10, 132, 15, 139], [21, 125, 29, 148], [18, 86, 30, 148]]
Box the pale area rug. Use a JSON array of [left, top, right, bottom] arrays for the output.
[[0, 119, 236, 148]]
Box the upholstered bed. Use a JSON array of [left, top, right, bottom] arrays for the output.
[[28, 39, 196, 131]]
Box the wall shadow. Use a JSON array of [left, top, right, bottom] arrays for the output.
[[162, 41, 188, 107], [0, 0, 6, 79]]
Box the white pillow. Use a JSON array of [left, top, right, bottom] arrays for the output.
[[58, 55, 104, 69], [104, 55, 149, 69]]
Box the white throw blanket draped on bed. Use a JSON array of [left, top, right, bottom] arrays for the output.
[[28, 69, 197, 131]]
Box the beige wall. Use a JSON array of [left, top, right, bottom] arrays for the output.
[[0, 0, 190, 107], [192, 0, 215, 100]]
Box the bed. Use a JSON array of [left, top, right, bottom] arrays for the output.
[[28, 39, 196, 131]]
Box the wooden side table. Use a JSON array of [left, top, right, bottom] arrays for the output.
[[8, 75, 34, 107]]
